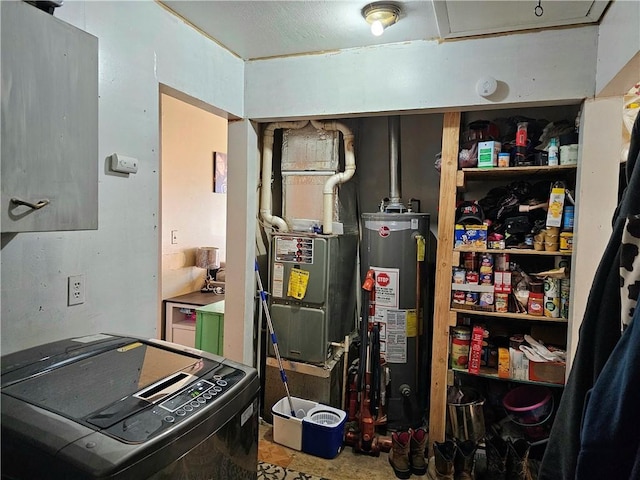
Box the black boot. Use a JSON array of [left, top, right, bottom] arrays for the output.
[[389, 429, 412, 479], [506, 439, 534, 480], [485, 435, 508, 480], [427, 440, 456, 480], [453, 440, 477, 480]]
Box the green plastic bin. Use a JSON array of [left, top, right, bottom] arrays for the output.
[[195, 300, 224, 355]]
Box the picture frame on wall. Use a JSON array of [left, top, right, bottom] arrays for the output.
[[213, 152, 227, 193]]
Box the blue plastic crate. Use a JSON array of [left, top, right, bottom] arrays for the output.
[[301, 405, 347, 459]]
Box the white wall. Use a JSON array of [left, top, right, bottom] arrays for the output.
[[161, 93, 227, 300], [245, 27, 598, 121], [1, 1, 243, 355], [595, 0, 640, 97], [2, 1, 637, 367]]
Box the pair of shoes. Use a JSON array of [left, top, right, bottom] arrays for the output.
[[426, 439, 477, 480], [389, 427, 429, 479], [485, 436, 536, 480]]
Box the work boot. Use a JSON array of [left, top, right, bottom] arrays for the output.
[[427, 440, 456, 480], [485, 435, 508, 480], [410, 426, 429, 476], [389, 429, 412, 479], [506, 439, 534, 480], [453, 439, 477, 480]]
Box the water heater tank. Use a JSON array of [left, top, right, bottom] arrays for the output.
[[360, 211, 432, 430]]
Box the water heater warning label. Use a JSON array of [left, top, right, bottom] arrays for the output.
[[372, 267, 399, 308]]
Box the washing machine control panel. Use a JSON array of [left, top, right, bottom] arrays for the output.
[[102, 366, 245, 443], [159, 375, 228, 414]]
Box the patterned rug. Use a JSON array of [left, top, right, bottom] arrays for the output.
[[257, 461, 330, 480]]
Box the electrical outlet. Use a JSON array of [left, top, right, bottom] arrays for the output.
[[68, 274, 85, 306]]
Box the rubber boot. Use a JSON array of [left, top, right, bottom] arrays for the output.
[[427, 440, 456, 480], [389, 429, 412, 479], [485, 436, 508, 480], [453, 439, 477, 480], [506, 439, 534, 480], [410, 426, 429, 476]]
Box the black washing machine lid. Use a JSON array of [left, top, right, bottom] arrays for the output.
[[1, 334, 210, 422]]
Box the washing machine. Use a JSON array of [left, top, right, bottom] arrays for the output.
[[0, 333, 259, 479]]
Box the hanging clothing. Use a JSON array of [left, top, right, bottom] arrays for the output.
[[538, 113, 640, 480], [574, 230, 640, 479]]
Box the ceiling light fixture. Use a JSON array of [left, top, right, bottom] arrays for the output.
[[362, 2, 401, 37]]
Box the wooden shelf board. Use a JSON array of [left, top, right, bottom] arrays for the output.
[[452, 367, 565, 388], [458, 164, 577, 190], [454, 247, 571, 256], [451, 308, 568, 323]]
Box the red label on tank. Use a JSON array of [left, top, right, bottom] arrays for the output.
[[378, 226, 390, 238], [377, 273, 390, 287]]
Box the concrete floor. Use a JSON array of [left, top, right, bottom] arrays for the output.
[[258, 419, 398, 480]]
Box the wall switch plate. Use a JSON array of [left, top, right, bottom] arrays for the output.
[[109, 153, 138, 174], [68, 274, 85, 306], [171, 230, 178, 244]]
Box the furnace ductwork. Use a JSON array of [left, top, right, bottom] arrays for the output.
[[260, 120, 356, 235]]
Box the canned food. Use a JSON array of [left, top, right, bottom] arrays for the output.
[[560, 278, 571, 319], [463, 252, 478, 271], [480, 273, 493, 285], [560, 232, 573, 252], [465, 292, 479, 305], [544, 296, 560, 318], [450, 327, 471, 370], [495, 293, 509, 313], [479, 253, 494, 273], [452, 290, 466, 305], [466, 271, 479, 284], [453, 267, 466, 284], [479, 292, 494, 307]]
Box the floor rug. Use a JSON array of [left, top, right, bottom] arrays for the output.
[[257, 461, 331, 480]]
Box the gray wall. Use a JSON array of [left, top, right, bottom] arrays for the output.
[[1, 1, 244, 355]]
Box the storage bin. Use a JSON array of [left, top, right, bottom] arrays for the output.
[[272, 396, 318, 451], [195, 301, 224, 355], [302, 405, 347, 459], [529, 360, 566, 385]]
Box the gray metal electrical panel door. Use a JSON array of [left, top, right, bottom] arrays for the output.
[[1, 1, 98, 232]]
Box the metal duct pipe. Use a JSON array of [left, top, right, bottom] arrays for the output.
[[310, 120, 356, 235], [388, 116, 402, 209], [260, 121, 309, 232]]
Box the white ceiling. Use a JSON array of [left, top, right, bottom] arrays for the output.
[[160, 0, 610, 61]]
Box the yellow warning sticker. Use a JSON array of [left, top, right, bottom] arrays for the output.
[[287, 269, 310, 300], [117, 342, 142, 352], [406, 309, 417, 337], [417, 236, 426, 262]]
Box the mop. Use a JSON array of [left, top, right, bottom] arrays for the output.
[[254, 260, 296, 417]]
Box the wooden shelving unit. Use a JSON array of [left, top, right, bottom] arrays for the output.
[[428, 109, 579, 452]]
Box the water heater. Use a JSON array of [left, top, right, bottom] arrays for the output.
[[361, 211, 432, 430]]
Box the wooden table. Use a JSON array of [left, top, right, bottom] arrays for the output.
[[164, 291, 224, 347]]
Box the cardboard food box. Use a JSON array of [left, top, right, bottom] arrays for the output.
[[477, 141, 502, 168], [454, 224, 488, 249], [528, 360, 566, 385]]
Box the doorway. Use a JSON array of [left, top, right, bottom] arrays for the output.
[[159, 89, 228, 338]]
